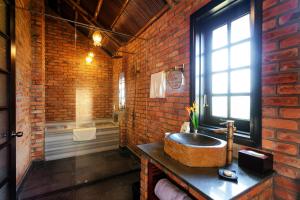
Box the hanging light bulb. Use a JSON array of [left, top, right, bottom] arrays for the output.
[[86, 51, 94, 64], [92, 30, 102, 46], [88, 52, 94, 58]]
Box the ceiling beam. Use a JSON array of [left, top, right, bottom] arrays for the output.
[[93, 0, 104, 20], [110, 0, 130, 29], [63, 0, 121, 47], [74, 0, 80, 21]]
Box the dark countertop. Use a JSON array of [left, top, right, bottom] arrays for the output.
[[138, 142, 273, 200]]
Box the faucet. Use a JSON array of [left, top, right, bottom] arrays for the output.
[[213, 120, 236, 165]]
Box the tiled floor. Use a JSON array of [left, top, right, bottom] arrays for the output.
[[18, 149, 140, 200]]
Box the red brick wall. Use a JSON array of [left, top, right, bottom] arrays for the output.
[[262, 0, 300, 199], [30, 0, 45, 160], [15, 0, 32, 185], [45, 14, 113, 122], [113, 0, 300, 199]]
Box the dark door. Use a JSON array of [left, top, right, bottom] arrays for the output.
[[0, 0, 17, 199]]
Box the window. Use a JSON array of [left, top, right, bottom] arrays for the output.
[[190, 0, 262, 147], [119, 72, 125, 109]]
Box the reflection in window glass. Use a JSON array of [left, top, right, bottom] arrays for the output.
[[231, 96, 250, 120], [230, 41, 251, 68], [212, 48, 228, 72], [212, 96, 227, 118], [212, 72, 228, 94], [231, 69, 250, 93], [212, 25, 228, 49], [231, 14, 251, 43]]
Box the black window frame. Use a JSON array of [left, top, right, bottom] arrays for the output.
[[190, 0, 262, 147]]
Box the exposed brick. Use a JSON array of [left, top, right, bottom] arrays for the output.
[[262, 139, 298, 155], [263, 48, 298, 63], [263, 42, 278, 53], [262, 73, 298, 84], [279, 108, 300, 119], [263, 24, 298, 41], [274, 187, 300, 200], [280, 60, 300, 71], [277, 132, 300, 144], [263, 19, 277, 32], [45, 13, 113, 122], [262, 107, 277, 117], [263, 97, 298, 106], [262, 128, 275, 139], [262, 86, 276, 95], [274, 163, 300, 179], [262, 118, 298, 130], [278, 84, 300, 94], [279, 11, 300, 26], [263, 0, 278, 10], [280, 33, 300, 48], [274, 175, 300, 192], [263, 0, 298, 20]]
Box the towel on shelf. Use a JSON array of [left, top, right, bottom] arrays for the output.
[[154, 178, 192, 200], [150, 71, 166, 98], [73, 127, 96, 141]]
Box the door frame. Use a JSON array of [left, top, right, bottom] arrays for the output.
[[0, 0, 17, 199], [9, 0, 16, 198]]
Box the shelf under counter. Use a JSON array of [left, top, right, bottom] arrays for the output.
[[138, 142, 274, 200]]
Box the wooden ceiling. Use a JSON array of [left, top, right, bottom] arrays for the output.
[[46, 0, 176, 56]]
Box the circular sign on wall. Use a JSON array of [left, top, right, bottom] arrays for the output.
[[166, 70, 184, 89]]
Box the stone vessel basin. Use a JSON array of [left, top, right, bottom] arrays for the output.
[[164, 133, 227, 167]]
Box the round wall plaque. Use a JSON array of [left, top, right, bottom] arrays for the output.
[[166, 70, 184, 89]]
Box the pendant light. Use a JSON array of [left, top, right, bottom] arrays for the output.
[[86, 51, 94, 64], [92, 30, 103, 46]]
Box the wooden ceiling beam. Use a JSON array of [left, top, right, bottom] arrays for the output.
[[110, 0, 130, 29], [93, 0, 104, 20], [74, 0, 80, 21], [63, 0, 121, 47]]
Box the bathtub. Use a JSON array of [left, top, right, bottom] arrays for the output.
[[45, 119, 120, 161]]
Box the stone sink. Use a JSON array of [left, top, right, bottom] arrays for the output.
[[164, 133, 227, 167]]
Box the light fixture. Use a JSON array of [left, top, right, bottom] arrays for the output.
[[92, 30, 102, 46], [86, 51, 94, 64], [88, 52, 94, 58]]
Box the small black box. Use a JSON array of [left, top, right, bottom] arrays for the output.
[[238, 149, 273, 174]]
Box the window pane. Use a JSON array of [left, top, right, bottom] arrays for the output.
[[230, 69, 250, 93], [212, 24, 228, 49], [212, 72, 228, 94], [231, 14, 250, 43], [231, 96, 250, 120], [230, 41, 250, 68], [212, 96, 227, 118], [212, 48, 228, 72]]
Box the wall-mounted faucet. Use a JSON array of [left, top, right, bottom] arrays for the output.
[[213, 120, 236, 165]]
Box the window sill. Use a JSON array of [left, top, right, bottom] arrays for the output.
[[198, 125, 260, 148]]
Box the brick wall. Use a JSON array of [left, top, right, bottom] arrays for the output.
[[45, 14, 113, 122], [30, 0, 45, 160], [262, 0, 300, 199], [15, 0, 32, 185], [113, 0, 300, 199]]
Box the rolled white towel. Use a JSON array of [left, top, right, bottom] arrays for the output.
[[154, 178, 192, 200]]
